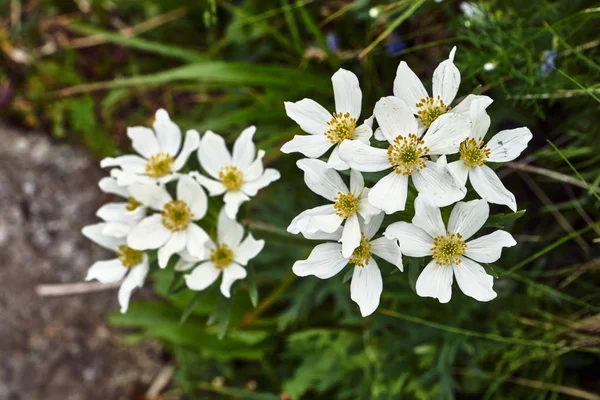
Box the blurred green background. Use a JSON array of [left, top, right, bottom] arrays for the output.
[[1, 0, 600, 398]]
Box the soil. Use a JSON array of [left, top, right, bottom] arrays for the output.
[[0, 123, 163, 400]]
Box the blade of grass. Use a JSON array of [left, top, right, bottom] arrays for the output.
[[547, 140, 600, 202], [544, 21, 600, 74], [281, 0, 303, 55], [297, 1, 340, 69]]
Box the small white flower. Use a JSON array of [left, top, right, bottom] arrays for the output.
[[126, 176, 210, 268], [483, 62, 497, 71], [97, 177, 146, 237], [385, 197, 516, 303], [282, 68, 373, 170], [82, 223, 149, 314], [447, 98, 533, 211], [101, 109, 200, 186], [339, 96, 467, 213], [292, 213, 402, 317], [194, 127, 280, 219], [460, 2, 484, 20], [181, 208, 264, 297], [287, 159, 382, 257]]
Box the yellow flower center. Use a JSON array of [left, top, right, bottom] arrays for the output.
[[431, 233, 467, 266], [348, 234, 372, 268], [145, 153, 174, 178], [333, 191, 360, 219], [161, 200, 192, 231], [416, 96, 451, 128], [325, 112, 357, 144], [116, 245, 143, 268], [126, 196, 143, 211], [459, 138, 491, 168], [210, 244, 234, 270], [219, 165, 244, 191], [387, 134, 430, 175]]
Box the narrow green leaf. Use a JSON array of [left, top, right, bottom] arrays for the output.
[[179, 292, 203, 325], [247, 264, 259, 307], [484, 210, 526, 229]]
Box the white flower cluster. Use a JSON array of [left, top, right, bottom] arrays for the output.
[[283, 47, 532, 316], [83, 110, 279, 312]]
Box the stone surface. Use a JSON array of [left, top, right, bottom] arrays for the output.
[[0, 123, 163, 400]]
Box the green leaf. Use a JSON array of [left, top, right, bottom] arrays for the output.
[[406, 258, 424, 293], [179, 292, 203, 325], [483, 210, 526, 230], [207, 297, 232, 340], [247, 264, 259, 307]]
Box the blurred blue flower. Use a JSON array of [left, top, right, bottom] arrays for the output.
[[326, 32, 340, 52], [386, 32, 408, 55], [541, 50, 557, 75]]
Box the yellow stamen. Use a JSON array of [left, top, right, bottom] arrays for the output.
[[333, 191, 360, 219], [387, 133, 429, 175], [210, 244, 234, 269], [145, 153, 174, 178], [416, 96, 451, 128], [325, 112, 357, 144], [348, 234, 372, 268], [431, 233, 467, 266], [126, 197, 142, 211], [116, 245, 143, 268], [219, 165, 244, 191], [459, 138, 491, 168], [161, 200, 192, 231]]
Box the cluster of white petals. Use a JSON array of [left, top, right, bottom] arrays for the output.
[[83, 109, 278, 312], [283, 47, 531, 315]]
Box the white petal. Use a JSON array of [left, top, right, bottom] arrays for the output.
[[82, 223, 122, 251], [487, 128, 533, 162], [432, 47, 461, 105], [371, 236, 403, 271], [280, 134, 332, 158], [350, 259, 383, 317], [297, 158, 348, 202], [469, 96, 492, 140], [287, 205, 343, 234], [127, 126, 160, 159], [186, 223, 210, 259], [174, 259, 197, 272], [384, 222, 434, 257], [302, 227, 343, 241], [470, 165, 517, 211], [326, 144, 349, 170], [85, 259, 128, 283], [447, 160, 469, 187], [447, 199, 489, 240], [241, 168, 280, 197], [96, 202, 137, 223], [244, 149, 266, 181], [340, 214, 361, 258], [361, 211, 384, 240], [393, 61, 429, 114], [368, 172, 409, 214], [110, 168, 153, 186], [128, 183, 171, 210], [337, 140, 390, 172], [465, 230, 516, 263], [357, 188, 382, 222], [412, 161, 466, 207], [422, 112, 470, 155], [416, 260, 454, 303], [218, 207, 244, 248], [412, 195, 446, 238], [374, 96, 418, 143], [349, 169, 365, 195], [198, 130, 231, 178], [332, 68, 362, 118], [374, 127, 386, 141], [223, 191, 250, 219], [234, 233, 265, 265], [173, 129, 200, 171], [100, 155, 147, 174], [192, 173, 227, 196], [450, 94, 493, 120], [453, 258, 496, 302], [354, 123, 373, 143], [127, 215, 171, 250], [292, 243, 347, 279], [177, 175, 207, 220], [98, 177, 129, 198], [232, 126, 257, 170], [284, 99, 332, 135], [220, 263, 247, 298], [118, 260, 149, 313], [102, 222, 135, 238], [184, 262, 221, 291], [158, 230, 187, 268], [153, 109, 182, 155]]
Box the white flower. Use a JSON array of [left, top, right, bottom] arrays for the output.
[[126, 176, 209, 268], [385, 197, 516, 303], [339, 96, 467, 213], [292, 213, 402, 317], [96, 177, 146, 237], [181, 208, 265, 297], [287, 159, 382, 257], [82, 223, 149, 314], [194, 127, 280, 219], [281, 68, 373, 170], [447, 98, 533, 211], [101, 109, 200, 186]]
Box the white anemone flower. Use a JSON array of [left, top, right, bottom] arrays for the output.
[[126, 176, 209, 268], [96, 177, 146, 237], [292, 213, 402, 317], [385, 197, 516, 303], [82, 223, 149, 313], [339, 96, 467, 213], [180, 208, 265, 297], [101, 109, 200, 186], [194, 127, 280, 219], [447, 98, 533, 211], [281, 68, 373, 170], [287, 159, 382, 257]]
